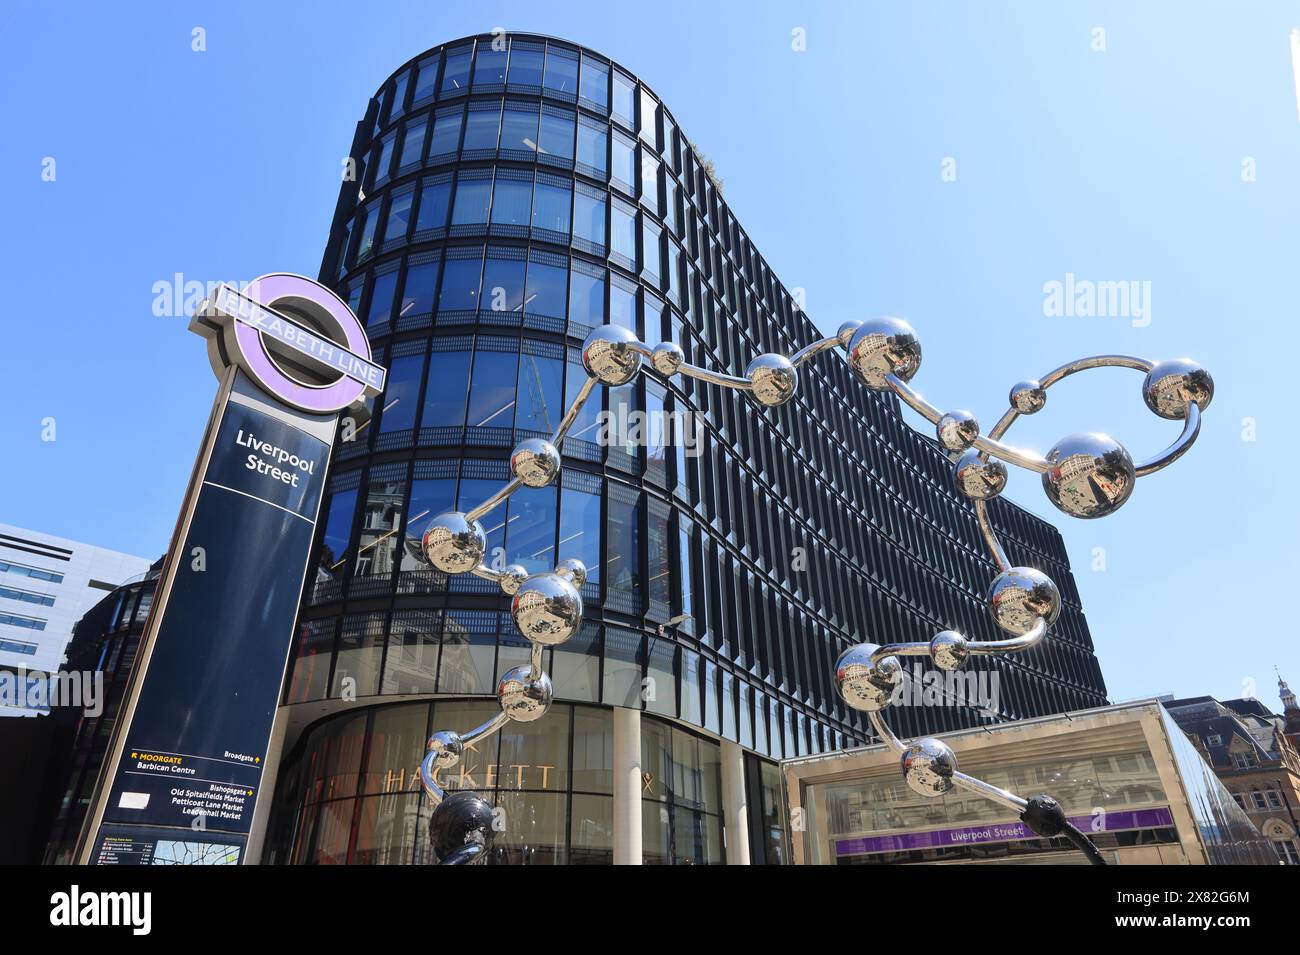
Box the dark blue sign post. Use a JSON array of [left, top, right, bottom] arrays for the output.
[[76, 274, 383, 865]]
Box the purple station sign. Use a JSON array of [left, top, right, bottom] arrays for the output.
[[835, 806, 1175, 857]]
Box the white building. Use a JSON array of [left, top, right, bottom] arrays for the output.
[[0, 524, 152, 715]]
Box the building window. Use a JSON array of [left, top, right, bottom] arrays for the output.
[[0, 561, 63, 585], [1275, 840, 1300, 865], [1206, 734, 1222, 746], [508, 45, 543, 87], [376, 354, 424, 435], [538, 111, 575, 162], [1234, 751, 1258, 769], [462, 106, 501, 152], [500, 103, 539, 154], [524, 260, 567, 321], [612, 71, 635, 122], [415, 179, 451, 234], [399, 118, 427, 169], [429, 109, 463, 159], [543, 49, 578, 95], [532, 178, 571, 236], [473, 44, 507, 87], [365, 271, 398, 327], [441, 47, 472, 94], [451, 175, 492, 227], [420, 346, 471, 429], [0, 586, 55, 608], [383, 188, 414, 243], [579, 55, 608, 110], [611, 204, 636, 261], [399, 260, 439, 320], [573, 188, 606, 250], [577, 122, 607, 177]]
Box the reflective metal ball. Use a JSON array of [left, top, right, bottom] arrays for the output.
[[929, 630, 970, 672], [422, 512, 487, 574], [953, 449, 1008, 500], [746, 353, 799, 407], [425, 730, 464, 770], [581, 324, 643, 386], [988, 566, 1062, 636], [496, 665, 553, 723], [1042, 432, 1135, 519], [846, 317, 922, 390], [937, 410, 979, 452], [651, 341, 685, 376], [901, 738, 958, 797], [555, 557, 588, 590], [498, 564, 529, 596], [834, 643, 902, 713], [1009, 379, 1047, 415], [428, 790, 495, 862], [1142, 358, 1214, 419], [511, 572, 583, 645], [836, 320, 864, 346], [510, 438, 561, 488]]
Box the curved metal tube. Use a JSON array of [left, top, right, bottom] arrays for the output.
[[974, 498, 1010, 571], [1038, 354, 1153, 388], [790, 335, 842, 367], [675, 361, 754, 390], [952, 772, 1029, 813], [1134, 400, 1201, 476], [968, 617, 1047, 655]]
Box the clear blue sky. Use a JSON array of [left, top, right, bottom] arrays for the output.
[[2, 1, 1296, 710]]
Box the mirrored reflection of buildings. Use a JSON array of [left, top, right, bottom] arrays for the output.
[[1164, 680, 1300, 865], [786, 700, 1276, 865], [261, 33, 1111, 865]]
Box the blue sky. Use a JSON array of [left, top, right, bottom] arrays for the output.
[[2, 1, 1296, 710]]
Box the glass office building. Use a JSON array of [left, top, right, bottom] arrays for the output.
[[261, 33, 1110, 865]]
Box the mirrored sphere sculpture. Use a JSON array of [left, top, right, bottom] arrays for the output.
[[929, 630, 970, 672], [901, 738, 958, 797], [846, 317, 923, 389], [988, 566, 1063, 635], [953, 449, 1008, 500], [510, 438, 561, 488], [1009, 379, 1047, 415], [1042, 432, 1136, 519], [937, 410, 979, 451], [416, 314, 1211, 865], [581, 324, 642, 386], [510, 573, 583, 646], [746, 353, 799, 407], [835, 644, 902, 713], [497, 666, 554, 723], [1142, 358, 1214, 419], [421, 512, 487, 574]]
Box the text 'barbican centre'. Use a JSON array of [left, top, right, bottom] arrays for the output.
[[45, 33, 1108, 865]]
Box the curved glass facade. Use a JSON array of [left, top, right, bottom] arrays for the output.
[[274, 32, 1108, 863], [263, 700, 729, 865]]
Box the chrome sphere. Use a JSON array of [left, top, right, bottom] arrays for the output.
[[834, 643, 902, 713], [953, 449, 1008, 500], [650, 341, 685, 376], [425, 730, 464, 771], [988, 566, 1061, 636], [498, 564, 529, 596], [511, 572, 583, 645], [1042, 432, 1135, 519], [581, 324, 642, 386], [1009, 379, 1047, 415], [429, 790, 495, 862], [929, 630, 970, 672], [846, 317, 922, 390], [836, 319, 864, 345], [496, 666, 553, 723], [510, 438, 560, 488], [937, 410, 979, 452], [901, 738, 958, 797], [555, 557, 588, 590], [746, 353, 799, 407], [422, 512, 487, 574], [1143, 358, 1214, 419]]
